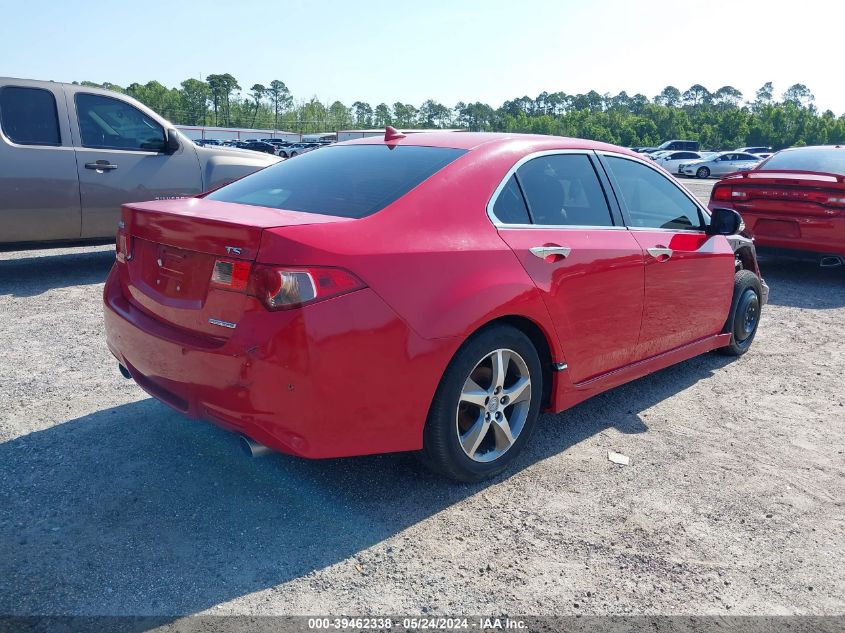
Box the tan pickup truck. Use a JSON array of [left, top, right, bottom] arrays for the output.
[[0, 77, 279, 246]]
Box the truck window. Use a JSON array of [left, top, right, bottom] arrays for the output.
[[75, 93, 166, 152], [0, 86, 61, 146]]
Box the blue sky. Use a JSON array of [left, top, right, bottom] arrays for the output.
[[2, 0, 843, 113]]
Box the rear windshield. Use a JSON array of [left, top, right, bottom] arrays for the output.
[[759, 148, 845, 174], [207, 144, 467, 218]]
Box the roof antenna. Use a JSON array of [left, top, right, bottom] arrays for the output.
[[384, 126, 406, 142]]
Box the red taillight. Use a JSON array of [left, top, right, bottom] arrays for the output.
[[712, 185, 732, 202], [115, 228, 133, 263], [249, 266, 366, 311], [712, 185, 748, 202], [210, 259, 251, 291]]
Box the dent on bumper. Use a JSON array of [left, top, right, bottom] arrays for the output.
[[103, 268, 455, 459]]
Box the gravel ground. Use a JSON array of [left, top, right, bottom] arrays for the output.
[[1, 180, 843, 618]]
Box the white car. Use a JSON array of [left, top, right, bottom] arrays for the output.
[[679, 152, 762, 179], [653, 151, 710, 175]]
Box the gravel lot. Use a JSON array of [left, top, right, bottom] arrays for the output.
[[1, 179, 843, 618]]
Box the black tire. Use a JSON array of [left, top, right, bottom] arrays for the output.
[[696, 166, 711, 179], [279, 152, 288, 158], [718, 270, 763, 356], [420, 325, 543, 482]]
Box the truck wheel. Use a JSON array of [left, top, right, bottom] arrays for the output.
[[718, 270, 762, 356], [420, 325, 542, 482]]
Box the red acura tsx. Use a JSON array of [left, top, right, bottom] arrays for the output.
[[103, 129, 768, 481]]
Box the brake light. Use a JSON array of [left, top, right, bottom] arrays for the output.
[[249, 266, 366, 311], [115, 226, 133, 263], [210, 259, 251, 291], [712, 185, 732, 202]]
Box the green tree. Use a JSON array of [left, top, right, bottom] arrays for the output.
[[654, 86, 682, 107], [180, 79, 209, 125], [374, 103, 392, 127], [266, 80, 292, 129], [782, 83, 815, 109], [713, 86, 743, 108], [419, 99, 451, 127], [249, 84, 266, 127], [392, 102, 419, 127], [351, 101, 373, 127], [206, 73, 240, 126], [682, 84, 711, 107]]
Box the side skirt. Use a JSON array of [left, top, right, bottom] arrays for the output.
[[549, 333, 732, 412]]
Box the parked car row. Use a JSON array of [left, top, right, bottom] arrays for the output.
[[194, 138, 333, 158], [632, 142, 779, 179]]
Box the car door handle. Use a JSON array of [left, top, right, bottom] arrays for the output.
[[647, 247, 673, 260], [530, 246, 571, 260], [85, 160, 118, 171]]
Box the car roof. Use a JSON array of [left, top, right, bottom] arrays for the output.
[[339, 131, 639, 156], [775, 145, 844, 153]]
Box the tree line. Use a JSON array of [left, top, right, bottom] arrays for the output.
[[75, 76, 845, 149]]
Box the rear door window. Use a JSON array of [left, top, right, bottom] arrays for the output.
[[207, 144, 466, 218], [75, 93, 166, 151], [0, 86, 61, 146], [604, 156, 705, 231], [515, 154, 614, 226], [492, 175, 531, 224]]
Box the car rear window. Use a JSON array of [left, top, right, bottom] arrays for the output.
[[207, 144, 466, 218], [759, 149, 845, 174], [0, 86, 61, 146]]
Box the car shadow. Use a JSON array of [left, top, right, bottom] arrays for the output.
[[758, 253, 845, 309], [0, 351, 731, 619], [0, 248, 115, 298]]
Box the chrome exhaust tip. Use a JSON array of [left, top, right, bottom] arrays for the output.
[[239, 434, 273, 458], [820, 255, 844, 268], [118, 364, 131, 379]]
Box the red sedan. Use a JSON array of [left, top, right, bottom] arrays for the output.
[[104, 129, 767, 481], [709, 145, 845, 263]]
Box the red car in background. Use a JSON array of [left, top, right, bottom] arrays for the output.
[[104, 130, 767, 482], [709, 146, 845, 264]]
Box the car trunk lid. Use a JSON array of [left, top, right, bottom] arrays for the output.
[[714, 170, 845, 217], [118, 198, 351, 338]]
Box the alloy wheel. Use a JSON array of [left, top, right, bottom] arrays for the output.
[[456, 348, 532, 463]]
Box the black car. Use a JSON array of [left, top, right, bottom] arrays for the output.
[[237, 140, 277, 155], [261, 138, 293, 147]]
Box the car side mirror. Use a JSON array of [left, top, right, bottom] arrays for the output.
[[164, 128, 180, 154], [708, 207, 744, 236]]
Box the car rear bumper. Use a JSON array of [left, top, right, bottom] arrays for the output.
[[721, 207, 845, 256], [103, 265, 452, 458]]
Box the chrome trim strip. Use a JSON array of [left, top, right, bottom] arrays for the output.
[[494, 223, 627, 230], [627, 226, 706, 235], [208, 318, 237, 329]]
